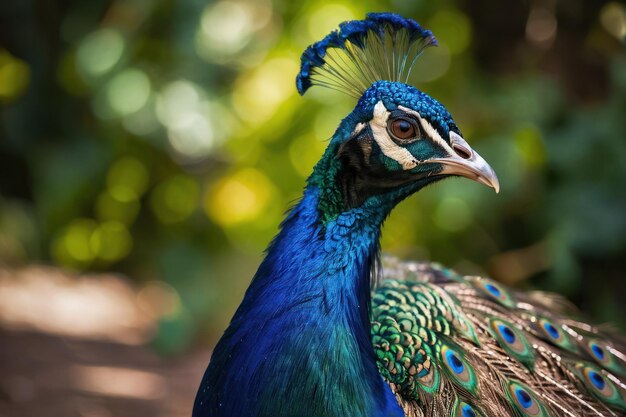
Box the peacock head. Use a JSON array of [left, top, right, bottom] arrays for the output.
[[297, 13, 499, 219]]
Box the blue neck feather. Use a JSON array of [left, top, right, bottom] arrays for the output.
[[193, 124, 413, 417], [194, 188, 403, 417]]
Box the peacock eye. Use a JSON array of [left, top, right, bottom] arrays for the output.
[[388, 117, 419, 142]]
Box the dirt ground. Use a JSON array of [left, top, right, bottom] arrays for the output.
[[0, 266, 211, 417]]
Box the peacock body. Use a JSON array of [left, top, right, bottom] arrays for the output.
[[193, 13, 626, 417]]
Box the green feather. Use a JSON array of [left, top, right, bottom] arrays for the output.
[[373, 259, 626, 417], [581, 338, 626, 376], [533, 316, 578, 353], [469, 277, 516, 308], [439, 343, 479, 394], [488, 318, 536, 370], [451, 399, 484, 417], [571, 362, 626, 412], [505, 380, 552, 417]]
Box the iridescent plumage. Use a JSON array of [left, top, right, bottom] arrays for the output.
[[193, 13, 625, 417], [375, 258, 626, 417]]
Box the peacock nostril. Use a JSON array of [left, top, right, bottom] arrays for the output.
[[453, 143, 472, 160]]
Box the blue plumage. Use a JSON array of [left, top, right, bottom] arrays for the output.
[[353, 81, 459, 138], [194, 13, 626, 417], [194, 65, 462, 414], [194, 186, 405, 417]]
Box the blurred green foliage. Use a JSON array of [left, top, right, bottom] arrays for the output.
[[1, 0, 625, 351]]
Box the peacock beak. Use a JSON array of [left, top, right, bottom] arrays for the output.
[[428, 132, 500, 193]]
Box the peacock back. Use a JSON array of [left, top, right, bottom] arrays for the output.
[[373, 257, 626, 417]]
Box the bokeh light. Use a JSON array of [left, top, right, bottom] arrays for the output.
[[307, 4, 356, 41], [195, 0, 273, 64], [155, 80, 225, 161], [76, 29, 125, 80], [91, 221, 133, 262], [526, 7, 558, 47], [601, 2, 626, 41], [231, 56, 299, 125], [106, 68, 152, 116], [411, 44, 451, 83], [137, 281, 181, 320], [52, 219, 99, 268], [0, 50, 30, 102], [288, 133, 328, 178], [95, 188, 140, 224], [428, 9, 472, 54], [433, 197, 473, 232], [108, 157, 150, 195], [150, 175, 199, 224], [206, 169, 276, 226]]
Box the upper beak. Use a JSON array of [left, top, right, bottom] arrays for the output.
[[428, 132, 500, 193]]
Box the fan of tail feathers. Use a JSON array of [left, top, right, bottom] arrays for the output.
[[373, 257, 626, 417]]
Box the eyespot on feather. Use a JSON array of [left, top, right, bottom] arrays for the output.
[[506, 380, 551, 417], [489, 318, 535, 369], [470, 277, 515, 308], [535, 317, 577, 352], [440, 344, 478, 392], [573, 362, 626, 412], [582, 339, 626, 376], [452, 400, 483, 417]]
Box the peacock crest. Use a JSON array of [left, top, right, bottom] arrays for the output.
[[296, 13, 437, 97]]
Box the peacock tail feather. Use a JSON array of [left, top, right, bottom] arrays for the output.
[[374, 257, 626, 417]]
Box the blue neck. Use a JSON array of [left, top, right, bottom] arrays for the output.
[[193, 186, 403, 417]]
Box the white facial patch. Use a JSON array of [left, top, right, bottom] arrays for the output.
[[369, 101, 418, 170], [351, 122, 366, 136], [397, 105, 456, 158]]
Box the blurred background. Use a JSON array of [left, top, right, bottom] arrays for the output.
[[0, 0, 625, 416]]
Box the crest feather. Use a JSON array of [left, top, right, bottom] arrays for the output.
[[296, 13, 437, 97]]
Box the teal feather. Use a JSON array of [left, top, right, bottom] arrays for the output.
[[532, 316, 578, 353], [505, 380, 551, 417], [376, 259, 626, 417], [488, 318, 535, 370], [452, 400, 484, 417], [582, 339, 626, 376], [571, 362, 626, 412]]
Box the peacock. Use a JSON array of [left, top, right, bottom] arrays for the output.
[[193, 13, 626, 417]]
